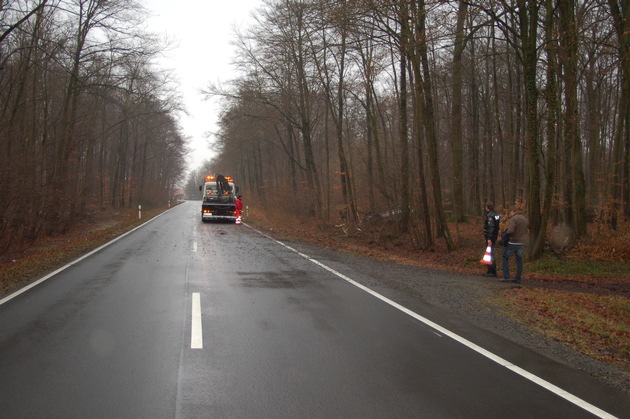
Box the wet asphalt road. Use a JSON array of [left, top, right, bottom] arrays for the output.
[[0, 201, 627, 418]]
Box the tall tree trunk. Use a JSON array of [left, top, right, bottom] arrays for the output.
[[449, 0, 468, 223], [366, 80, 376, 213], [294, 7, 322, 217], [518, 0, 543, 257], [491, 26, 507, 209], [559, 0, 587, 239], [532, 0, 559, 258], [470, 35, 481, 214], [584, 59, 602, 208], [483, 42, 497, 206], [399, 2, 411, 233], [335, 26, 357, 223], [412, 54, 433, 249], [416, 0, 454, 250], [607, 0, 630, 225]]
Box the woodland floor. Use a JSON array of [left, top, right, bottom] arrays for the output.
[[1, 203, 629, 391]]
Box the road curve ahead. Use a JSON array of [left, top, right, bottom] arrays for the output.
[[0, 201, 627, 418]]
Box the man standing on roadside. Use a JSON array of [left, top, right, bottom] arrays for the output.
[[483, 202, 501, 277], [235, 195, 243, 222], [500, 206, 529, 284]]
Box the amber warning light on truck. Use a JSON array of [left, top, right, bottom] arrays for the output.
[[205, 175, 233, 182]]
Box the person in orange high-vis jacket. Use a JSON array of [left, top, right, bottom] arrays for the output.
[[235, 195, 243, 219]]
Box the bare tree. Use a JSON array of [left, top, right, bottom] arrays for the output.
[[606, 0, 630, 225], [0, 0, 186, 253], [450, 0, 468, 223], [205, 0, 629, 259]]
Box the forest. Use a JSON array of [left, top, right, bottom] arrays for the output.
[[0, 0, 187, 253], [2, 0, 630, 260], [196, 0, 630, 260]]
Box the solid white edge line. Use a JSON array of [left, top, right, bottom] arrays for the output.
[[0, 209, 173, 306], [191, 292, 203, 349], [246, 224, 617, 419]]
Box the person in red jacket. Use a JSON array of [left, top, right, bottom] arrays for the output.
[[235, 195, 243, 221]]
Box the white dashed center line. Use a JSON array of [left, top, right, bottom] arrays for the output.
[[191, 293, 203, 349]]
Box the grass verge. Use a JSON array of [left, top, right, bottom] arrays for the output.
[[491, 288, 630, 371], [529, 257, 630, 279]]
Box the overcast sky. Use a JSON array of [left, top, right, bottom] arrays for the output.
[[143, 0, 263, 173]]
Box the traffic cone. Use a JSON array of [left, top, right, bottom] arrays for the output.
[[480, 245, 493, 265], [236, 216, 242, 224]]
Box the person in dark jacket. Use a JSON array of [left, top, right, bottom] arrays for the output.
[[500, 206, 529, 284], [483, 202, 501, 277]]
